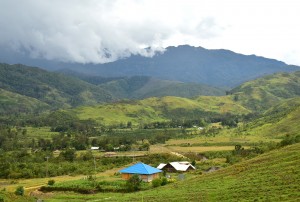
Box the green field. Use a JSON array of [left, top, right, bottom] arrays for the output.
[[26, 127, 59, 139]]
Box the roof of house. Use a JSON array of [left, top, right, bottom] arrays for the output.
[[158, 161, 196, 171], [119, 162, 162, 175], [157, 163, 167, 169]]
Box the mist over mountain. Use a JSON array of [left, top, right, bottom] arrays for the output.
[[1, 45, 298, 88]]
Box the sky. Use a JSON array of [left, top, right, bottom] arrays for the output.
[[0, 0, 300, 65]]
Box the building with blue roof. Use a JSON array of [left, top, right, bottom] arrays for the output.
[[119, 162, 162, 182]]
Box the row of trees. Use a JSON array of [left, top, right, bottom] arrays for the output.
[[0, 149, 132, 179]]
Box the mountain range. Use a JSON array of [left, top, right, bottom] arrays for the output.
[[1, 45, 299, 87]]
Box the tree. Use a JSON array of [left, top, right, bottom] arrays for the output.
[[127, 121, 132, 129], [15, 186, 24, 196], [60, 148, 76, 162], [125, 174, 142, 192]]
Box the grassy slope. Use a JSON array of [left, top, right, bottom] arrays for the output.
[[0, 89, 49, 115], [239, 97, 300, 138], [48, 143, 300, 202], [231, 71, 300, 111], [70, 96, 249, 125]]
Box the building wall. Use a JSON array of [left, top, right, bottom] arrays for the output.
[[162, 164, 177, 172], [121, 173, 160, 182]]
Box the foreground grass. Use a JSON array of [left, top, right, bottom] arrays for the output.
[[46, 143, 300, 201]]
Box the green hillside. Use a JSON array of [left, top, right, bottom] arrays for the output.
[[231, 71, 300, 111], [128, 143, 300, 201], [236, 97, 300, 139], [0, 89, 49, 115], [46, 142, 300, 202], [0, 63, 114, 112], [70, 96, 249, 126], [63, 71, 300, 127], [99, 76, 225, 99]]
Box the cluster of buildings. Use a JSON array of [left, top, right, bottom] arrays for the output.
[[119, 161, 195, 182]]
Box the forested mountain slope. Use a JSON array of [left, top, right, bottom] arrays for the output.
[[0, 88, 49, 115], [99, 76, 225, 99], [58, 70, 226, 98], [0, 63, 114, 111]]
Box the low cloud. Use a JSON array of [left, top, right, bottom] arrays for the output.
[[2, 0, 298, 65], [0, 0, 220, 64]]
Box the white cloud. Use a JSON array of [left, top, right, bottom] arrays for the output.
[[0, 0, 299, 65]]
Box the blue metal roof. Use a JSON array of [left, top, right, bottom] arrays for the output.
[[119, 162, 162, 175]]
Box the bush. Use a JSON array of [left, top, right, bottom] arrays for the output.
[[125, 174, 142, 192], [226, 155, 241, 164], [152, 178, 162, 188], [48, 179, 55, 186], [14, 186, 24, 196], [161, 177, 168, 186]]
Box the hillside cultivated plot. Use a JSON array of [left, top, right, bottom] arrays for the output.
[[166, 145, 238, 152], [26, 127, 58, 139], [71, 103, 167, 125], [166, 132, 281, 146]]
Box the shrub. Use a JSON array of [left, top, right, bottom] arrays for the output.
[[161, 177, 168, 186], [152, 178, 162, 188], [125, 174, 142, 192], [226, 155, 241, 164], [14, 186, 24, 196], [48, 179, 55, 186]]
